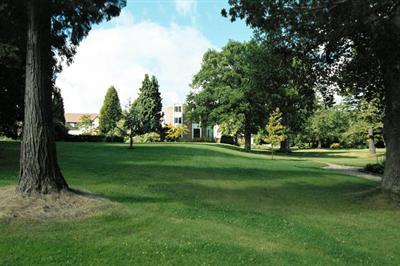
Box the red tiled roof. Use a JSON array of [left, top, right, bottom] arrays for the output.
[[65, 113, 98, 123]]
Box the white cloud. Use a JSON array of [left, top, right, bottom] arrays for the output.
[[175, 0, 197, 16], [56, 10, 212, 113]]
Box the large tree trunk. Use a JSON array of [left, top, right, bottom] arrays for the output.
[[244, 130, 251, 152], [243, 115, 252, 152], [279, 139, 290, 153], [381, 59, 400, 195], [368, 128, 376, 154], [129, 127, 133, 149], [18, 0, 68, 194]]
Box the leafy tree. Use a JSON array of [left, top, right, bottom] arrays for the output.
[[52, 86, 67, 139], [342, 99, 383, 153], [77, 115, 96, 135], [166, 124, 189, 142], [99, 86, 122, 135], [135, 74, 163, 134], [0, 1, 26, 138], [307, 105, 350, 148], [119, 103, 141, 149], [189, 39, 315, 152], [223, 0, 400, 195], [264, 108, 286, 160], [188, 40, 268, 152], [219, 116, 244, 145]]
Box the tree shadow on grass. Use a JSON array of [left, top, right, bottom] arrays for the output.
[[105, 194, 174, 204], [69, 162, 345, 186], [68, 187, 174, 204], [144, 180, 384, 215], [288, 150, 360, 159]]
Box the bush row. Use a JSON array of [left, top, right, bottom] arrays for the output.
[[64, 134, 124, 143]]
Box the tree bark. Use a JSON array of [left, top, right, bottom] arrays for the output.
[[381, 59, 400, 195], [234, 135, 239, 146], [317, 138, 322, 149], [271, 144, 274, 160], [279, 139, 290, 153], [18, 0, 68, 194], [368, 127, 376, 154], [129, 127, 133, 149], [244, 129, 251, 152], [243, 113, 252, 152]]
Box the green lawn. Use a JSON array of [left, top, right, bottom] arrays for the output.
[[0, 142, 399, 265]]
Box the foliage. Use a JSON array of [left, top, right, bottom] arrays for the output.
[[0, 0, 126, 137], [135, 74, 163, 134], [76, 115, 96, 135], [364, 162, 385, 175], [188, 39, 316, 152], [223, 0, 400, 192], [133, 132, 161, 143], [306, 104, 350, 148], [264, 108, 286, 159], [254, 130, 266, 145], [222, 0, 398, 100], [341, 99, 384, 148], [51, 86, 68, 139], [166, 124, 189, 141], [99, 86, 122, 134], [187, 40, 269, 151], [219, 135, 236, 145], [219, 116, 243, 140], [330, 143, 341, 149], [64, 134, 123, 143]]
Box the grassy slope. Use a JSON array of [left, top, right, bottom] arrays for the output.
[[0, 142, 398, 265], [289, 149, 385, 167]]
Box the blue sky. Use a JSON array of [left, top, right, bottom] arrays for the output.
[[57, 0, 253, 113], [122, 0, 252, 47]]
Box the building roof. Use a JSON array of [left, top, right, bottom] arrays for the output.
[[65, 113, 98, 123]]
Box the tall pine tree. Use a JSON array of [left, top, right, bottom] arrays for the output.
[[136, 74, 163, 134], [99, 86, 122, 134]]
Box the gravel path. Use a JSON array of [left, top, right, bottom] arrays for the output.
[[322, 163, 382, 182]]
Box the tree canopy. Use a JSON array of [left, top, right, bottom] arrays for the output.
[[223, 0, 400, 195], [188, 40, 268, 151]]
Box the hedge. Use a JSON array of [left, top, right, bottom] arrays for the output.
[[64, 134, 124, 143]]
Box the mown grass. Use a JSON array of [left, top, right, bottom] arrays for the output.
[[0, 142, 399, 265]]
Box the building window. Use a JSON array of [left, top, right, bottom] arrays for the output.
[[174, 117, 182, 124], [193, 128, 201, 138], [174, 106, 182, 112]]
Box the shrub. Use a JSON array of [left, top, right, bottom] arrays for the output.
[[166, 125, 189, 141], [364, 161, 385, 175], [295, 142, 308, 149], [330, 143, 341, 149], [181, 137, 215, 143], [219, 135, 235, 145], [133, 132, 160, 143], [64, 134, 124, 143]]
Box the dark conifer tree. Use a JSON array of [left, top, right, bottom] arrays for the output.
[[99, 86, 122, 134], [52, 86, 67, 139], [136, 74, 163, 134]]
